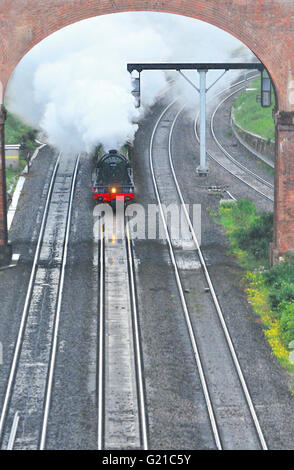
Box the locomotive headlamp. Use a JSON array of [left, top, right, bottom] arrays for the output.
[[111, 187, 117, 194]]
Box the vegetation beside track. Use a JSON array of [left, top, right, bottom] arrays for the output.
[[233, 77, 275, 141], [215, 199, 294, 375], [5, 112, 38, 194]]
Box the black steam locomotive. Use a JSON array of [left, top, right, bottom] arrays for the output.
[[92, 149, 134, 206]]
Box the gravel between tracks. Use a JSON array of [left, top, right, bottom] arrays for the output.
[[0, 93, 293, 449], [170, 98, 294, 450]]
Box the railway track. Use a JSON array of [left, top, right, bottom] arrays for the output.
[[194, 78, 274, 202], [0, 154, 80, 450], [149, 100, 268, 449], [0, 77, 272, 450], [97, 210, 148, 450]]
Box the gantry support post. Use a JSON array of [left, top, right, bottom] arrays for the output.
[[177, 68, 227, 176], [197, 70, 209, 176]]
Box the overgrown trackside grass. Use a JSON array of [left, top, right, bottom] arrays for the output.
[[218, 199, 273, 267], [233, 77, 275, 141], [6, 112, 38, 158], [216, 199, 293, 370], [5, 112, 38, 194]]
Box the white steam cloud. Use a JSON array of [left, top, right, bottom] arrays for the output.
[[5, 12, 254, 154]]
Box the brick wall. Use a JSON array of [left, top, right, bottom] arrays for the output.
[[274, 122, 294, 255]]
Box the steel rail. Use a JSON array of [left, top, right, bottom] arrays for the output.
[[0, 154, 61, 443], [39, 154, 80, 450], [225, 190, 237, 201], [125, 219, 149, 450], [210, 89, 273, 189], [97, 222, 105, 450], [149, 100, 222, 450], [169, 107, 268, 450], [6, 411, 20, 450]]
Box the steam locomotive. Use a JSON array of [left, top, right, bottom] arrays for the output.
[[92, 148, 134, 206]]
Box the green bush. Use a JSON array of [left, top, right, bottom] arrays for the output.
[[280, 302, 294, 345], [234, 211, 273, 259], [217, 199, 294, 357], [262, 254, 294, 345], [231, 199, 257, 228], [264, 253, 294, 286], [268, 283, 294, 312], [219, 199, 273, 260]]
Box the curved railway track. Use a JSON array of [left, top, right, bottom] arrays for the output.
[[194, 78, 274, 202], [149, 99, 268, 449], [0, 154, 80, 450]]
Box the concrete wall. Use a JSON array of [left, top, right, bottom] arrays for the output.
[[231, 113, 275, 168]]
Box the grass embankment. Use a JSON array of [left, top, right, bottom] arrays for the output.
[[5, 112, 38, 193], [216, 199, 294, 374], [233, 77, 275, 141]]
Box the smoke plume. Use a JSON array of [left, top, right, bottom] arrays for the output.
[[5, 12, 254, 154]]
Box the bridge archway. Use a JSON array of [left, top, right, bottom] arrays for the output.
[[0, 1, 293, 260]]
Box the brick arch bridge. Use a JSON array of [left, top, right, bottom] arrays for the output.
[[0, 0, 294, 261]]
